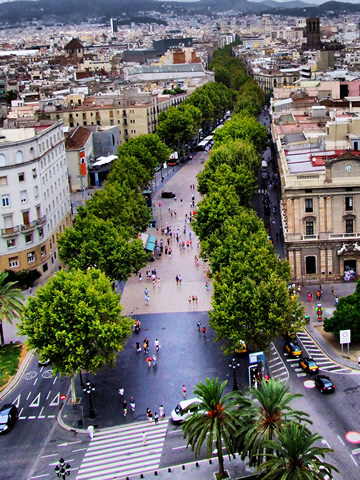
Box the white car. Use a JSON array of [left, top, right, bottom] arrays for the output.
[[171, 398, 202, 424]]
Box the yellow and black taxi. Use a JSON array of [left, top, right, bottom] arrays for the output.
[[284, 340, 302, 357], [299, 357, 319, 374], [314, 375, 335, 393], [235, 340, 247, 356]]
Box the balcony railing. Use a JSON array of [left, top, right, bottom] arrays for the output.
[[329, 232, 360, 240], [21, 220, 38, 232], [1, 225, 20, 237], [36, 215, 47, 226], [302, 234, 319, 241]]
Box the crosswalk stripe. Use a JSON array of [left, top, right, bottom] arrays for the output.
[[76, 420, 169, 480]]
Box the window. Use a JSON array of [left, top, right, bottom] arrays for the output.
[[27, 251, 35, 263], [38, 228, 44, 238], [8, 257, 19, 268], [0, 176, 7, 185], [305, 221, 314, 235], [2, 195, 10, 207], [346, 219, 354, 233], [42, 263, 48, 272], [305, 256, 316, 275], [305, 198, 313, 213], [7, 239, 15, 249], [41, 245, 46, 257], [32, 168, 37, 178], [34, 186, 39, 199], [20, 190, 27, 203], [25, 234, 32, 244], [345, 196, 353, 211], [18, 172, 25, 182], [15, 151, 23, 164]]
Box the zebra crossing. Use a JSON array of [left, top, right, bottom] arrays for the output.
[[268, 343, 289, 383], [296, 331, 352, 374], [76, 419, 169, 480]]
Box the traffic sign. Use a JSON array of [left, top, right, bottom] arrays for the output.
[[340, 329, 351, 344], [60, 394, 66, 400]]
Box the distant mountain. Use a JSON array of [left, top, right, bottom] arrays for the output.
[[0, 0, 359, 26]]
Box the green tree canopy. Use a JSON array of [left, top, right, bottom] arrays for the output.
[[19, 269, 133, 400], [0, 272, 24, 345], [256, 423, 338, 479], [58, 215, 149, 281], [324, 280, 360, 341], [213, 112, 268, 152], [238, 379, 311, 468], [182, 378, 246, 479]]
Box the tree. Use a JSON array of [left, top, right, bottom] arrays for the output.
[[214, 113, 268, 152], [324, 280, 360, 341], [238, 379, 311, 468], [58, 215, 149, 281], [0, 272, 24, 345], [19, 269, 133, 401], [182, 378, 246, 479], [256, 423, 338, 479]]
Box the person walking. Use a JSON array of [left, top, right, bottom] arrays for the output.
[[148, 410, 153, 422], [146, 407, 150, 420], [202, 326, 206, 337], [197, 321, 201, 332], [136, 341, 141, 352], [123, 400, 128, 416], [154, 412, 159, 424], [142, 431, 147, 446], [152, 354, 157, 368], [87, 425, 94, 440], [182, 384, 187, 399], [335, 296, 339, 307], [147, 356, 152, 368], [130, 396, 135, 412], [179, 274, 182, 285], [118, 387, 124, 398], [154, 338, 160, 352], [159, 405, 165, 419]]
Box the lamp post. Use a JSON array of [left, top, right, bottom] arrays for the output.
[[83, 380, 96, 418], [55, 458, 71, 479], [229, 358, 240, 391]]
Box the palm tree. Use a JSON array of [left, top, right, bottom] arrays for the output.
[[256, 422, 338, 479], [0, 272, 24, 345], [182, 377, 248, 479], [238, 378, 311, 467]]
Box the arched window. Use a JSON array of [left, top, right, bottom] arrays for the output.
[[15, 150, 23, 164], [0, 154, 5, 167], [30, 147, 35, 160]]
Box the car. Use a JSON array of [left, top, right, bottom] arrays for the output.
[[171, 398, 202, 424], [0, 404, 18, 433], [161, 191, 176, 198], [284, 341, 302, 357], [235, 341, 247, 356], [299, 357, 319, 374], [314, 375, 335, 393]]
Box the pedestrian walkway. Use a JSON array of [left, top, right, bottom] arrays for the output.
[[120, 152, 212, 316], [296, 331, 352, 374], [76, 419, 169, 480]]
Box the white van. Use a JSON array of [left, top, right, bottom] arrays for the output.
[[171, 398, 202, 424]]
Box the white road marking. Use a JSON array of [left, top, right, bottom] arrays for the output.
[[350, 454, 358, 466], [338, 435, 345, 446], [29, 393, 41, 408]]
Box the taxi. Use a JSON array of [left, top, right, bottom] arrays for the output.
[[299, 357, 319, 374], [235, 341, 247, 355], [284, 340, 302, 357]]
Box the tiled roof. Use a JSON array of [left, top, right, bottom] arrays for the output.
[[64, 38, 84, 50], [65, 126, 91, 150]]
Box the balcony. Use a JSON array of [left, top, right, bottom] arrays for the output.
[[1, 225, 20, 237], [36, 215, 47, 226], [329, 232, 360, 240], [21, 220, 38, 232]]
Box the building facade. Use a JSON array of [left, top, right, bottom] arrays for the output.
[[0, 121, 72, 282]]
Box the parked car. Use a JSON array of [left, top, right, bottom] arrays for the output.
[[284, 341, 302, 357], [0, 404, 18, 433], [171, 398, 202, 424], [299, 357, 319, 374], [235, 340, 247, 356], [38, 358, 51, 367], [314, 375, 335, 393], [161, 191, 176, 198]]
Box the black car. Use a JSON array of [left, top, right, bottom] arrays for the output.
[[314, 375, 335, 393], [284, 341, 302, 357], [161, 191, 176, 198], [0, 404, 18, 433]]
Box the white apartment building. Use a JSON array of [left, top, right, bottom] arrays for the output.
[[0, 121, 72, 281]]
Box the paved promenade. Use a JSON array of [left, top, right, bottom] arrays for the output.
[[121, 152, 213, 316]]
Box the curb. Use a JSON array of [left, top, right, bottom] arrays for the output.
[[0, 350, 33, 401], [304, 324, 360, 372]]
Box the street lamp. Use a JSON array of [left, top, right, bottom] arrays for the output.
[[55, 458, 71, 479], [83, 380, 96, 418], [229, 358, 240, 391]]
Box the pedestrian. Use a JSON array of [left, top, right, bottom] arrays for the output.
[[335, 296, 339, 306], [87, 425, 94, 440], [147, 356, 152, 368], [148, 410, 153, 422], [152, 354, 157, 367], [138, 272, 143, 281], [123, 400, 128, 416], [182, 385, 187, 398], [189, 232, 192, 240], [136, 341, 141, 352], [152, 279, 155, 288], [144, 287, 149, 296], [205, 281, 209, 291], [29, 287, 32, 296], [154, 412, 159, 424], [157, 277, 161, 288], [202, 326, 206, 337], [189, 296, 192, 304], [197, 320, 201, 332], [118, 387, 124, 398], [165, 246, 168, 255], [159, 405, 165, 418], [146, 407, 150, 419], [184, 225, 186, 234], [193, 184, 195, 190], [179, 274, 182, 285], [174, 209, 177, 216], [130, 396, 135, 412], [331, 287, 336, 297], [154, 338, 160, 352], [142, 431, 147, 446], [307, 292, 313, 302], [169, 248, 172, 257], [176, 275, 179, 285], [144, 294, 150, 306], [195, 295, 198, 304]]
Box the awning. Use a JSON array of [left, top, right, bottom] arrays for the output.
[[140, 233, 157, 252]]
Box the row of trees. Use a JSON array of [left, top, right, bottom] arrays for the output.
[[193, 112, 305, 352], [182, 377, 337, 479]]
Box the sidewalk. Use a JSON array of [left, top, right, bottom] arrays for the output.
[[120, 151, 212, 316]]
